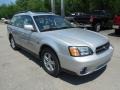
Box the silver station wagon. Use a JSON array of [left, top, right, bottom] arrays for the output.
[[7, 11, 113, 77]]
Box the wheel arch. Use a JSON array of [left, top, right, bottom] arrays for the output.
[[9, 33, 13, 41], [39, 44, 61, 67]]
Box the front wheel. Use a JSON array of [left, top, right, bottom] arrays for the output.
[[41, 48, 60, 77]]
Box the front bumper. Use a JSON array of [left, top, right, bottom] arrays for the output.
[[59, 46, 113, 76]]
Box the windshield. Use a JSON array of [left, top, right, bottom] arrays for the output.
[[33, 15, 73, 32]]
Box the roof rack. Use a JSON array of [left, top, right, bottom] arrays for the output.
[[15, 11, 55, 14], [15, 11, 32, 14], [32, 11, 54, 14]]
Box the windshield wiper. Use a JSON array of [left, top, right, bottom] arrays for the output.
[[59, 27, 75, 29], [41, 28, 59, 32], [41, 27, 75, 32]]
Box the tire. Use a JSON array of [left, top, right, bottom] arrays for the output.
[[115, 29, 120, 35], [10, 36, 19, 50], [41, 48, 60, 77], [94, 23, 101, 32]]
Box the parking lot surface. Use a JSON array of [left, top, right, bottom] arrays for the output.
[[0, 23, 120, 90]]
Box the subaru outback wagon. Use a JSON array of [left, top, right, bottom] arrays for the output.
[[7, 11, 113, 77]]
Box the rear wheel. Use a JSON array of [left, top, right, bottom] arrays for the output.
[[41, 48, 60, 77], [115, 29, 120, 35], [94, 23, 101, 32], [10, 36, 19, 50]]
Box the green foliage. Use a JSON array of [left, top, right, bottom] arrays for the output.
[[0, 0, 120, 18], [0, 4, 18, 18]]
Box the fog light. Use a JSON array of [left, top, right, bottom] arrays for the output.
[[80, 67, 87, 74]]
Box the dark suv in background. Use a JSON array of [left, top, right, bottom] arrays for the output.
[[67, 10, 111, 32]]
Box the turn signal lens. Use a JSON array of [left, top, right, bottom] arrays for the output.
[[69, 47, 80, 57]]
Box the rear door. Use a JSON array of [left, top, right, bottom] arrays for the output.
[[8, 15, 24, 46]]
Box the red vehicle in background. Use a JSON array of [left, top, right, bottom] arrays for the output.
[[113, 15, 120, 34]]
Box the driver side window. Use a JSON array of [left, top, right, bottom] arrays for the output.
[[22, 15, 34, 26], [22, 15, 36, 30]]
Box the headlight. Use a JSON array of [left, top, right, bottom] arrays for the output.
[[69, 46, 93, 57]]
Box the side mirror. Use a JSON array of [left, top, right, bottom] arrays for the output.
[[24, 25, 35, 31]]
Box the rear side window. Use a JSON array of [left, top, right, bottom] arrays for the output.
[[10, 16, 17, 26], [10, 16, 24, 28], [10, 15, 34, 29]]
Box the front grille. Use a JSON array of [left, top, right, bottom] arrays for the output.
[[96, 42, 110, 54]]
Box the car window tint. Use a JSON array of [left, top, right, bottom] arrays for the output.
[[34, 16, 50, 30], [22, 15, 34, 26], [34, 15, 72, 31], [10, 16, 17, 26], [11, 16, 24, 28]]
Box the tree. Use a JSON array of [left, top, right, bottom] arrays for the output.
[[1, 0, 120, 19], [16, 0, 29, 10]]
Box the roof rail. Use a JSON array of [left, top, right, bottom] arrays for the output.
[[32, 11, 54, 13], [48, 12, 55, 14], [15, 11, 32, 14], [15, 11, 55, 15]]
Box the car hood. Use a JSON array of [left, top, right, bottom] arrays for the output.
[[44, 28, 108, 48]]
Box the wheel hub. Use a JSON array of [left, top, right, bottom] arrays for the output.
[[43, 53, 55, 72], [11, 38, 15, 48]]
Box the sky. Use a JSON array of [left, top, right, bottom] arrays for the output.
[[0, 0, 16, 5]]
